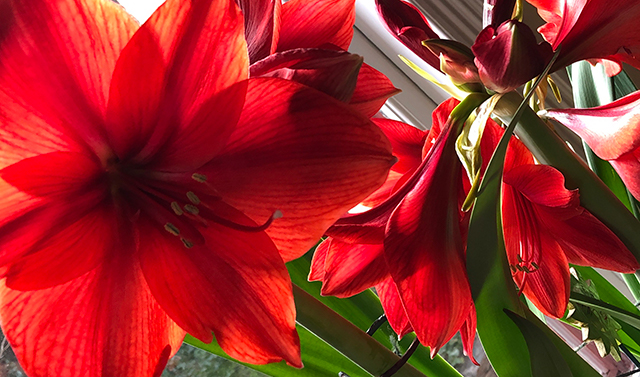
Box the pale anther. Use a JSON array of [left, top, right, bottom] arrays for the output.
[[187, 191, 201, 205], [171, 202, 184, 216], [273, 210, 283, 219], [184, 204, 200, 215], [192, 173, 208, 183], [164, 223, 180, 236], [181, 238, 194, 248]]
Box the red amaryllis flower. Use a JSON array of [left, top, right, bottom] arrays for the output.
[[0, 0, 395, 375], [482, 123, 640, 317], [541, 92, 640, 200], [375, 0, 483, 90], [310, 98, 477, 359], [239, 0, 399, 117], [472, 20, 553, 93], [526, 0, 640, 75], [375, 0, 441, 69]]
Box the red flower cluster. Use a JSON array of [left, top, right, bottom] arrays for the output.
[[376, 0, 640, 91], [311, 98, 638, 356]]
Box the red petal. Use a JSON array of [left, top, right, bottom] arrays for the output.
[[309, 239, 330, 282], [0, 0, 138, 162], [111, 0, 249, 170], [201, 78, 394, 261], [376, 279, 413, 338], [138, 208, 301, 367], [426, 98, 461, 155], [384, 121, 472, 352], [320, 238, 389, 297], [4, 203, 117, 290], [0, 152, 101, 198], [237, 0, 281, 63], [250, 48, 363, 103], [502, 182, 570, 318], [375, 0, 440, 68], [373, 118, 426, 174], [503, 164, 579, 209], [460, 308, 478, 365], [520, 237, 570, 318], [0, 153, 108, 271], [610, 151, 640, 200], [481, 121, 535, 174], [361, 170, 405, 207], [526, 0, 586, 48], [277, 0, 355, 52], [0, 253, 185, 377], [484, 0, 517, 28], [349, 63, 401, 118], [528, 0, 640, 72], [548, 209, 640, 272], [543, 91, 640, 160]]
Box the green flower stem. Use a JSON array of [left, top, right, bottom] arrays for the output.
[[493, 92, 640, 260], [293, 286, 461, 377]]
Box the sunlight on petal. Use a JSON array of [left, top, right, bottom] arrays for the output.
[[118, 0, 166, 23]]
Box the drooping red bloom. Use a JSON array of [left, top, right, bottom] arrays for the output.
[[0, 0, 395, 375], [375, 0, 441, 69], [526, 0, 640, 75], [542, 92, 640, 200], [239, 0, 400, 118], [482, 122, 640, 317], [310, 98, 477, 359], [472, 20, 553, 93]]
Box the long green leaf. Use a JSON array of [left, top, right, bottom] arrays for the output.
[[287, 255, 461, 377], [522, 308, 600, 377], [186, 327, 367, 377], [505, 310, 573, 377]]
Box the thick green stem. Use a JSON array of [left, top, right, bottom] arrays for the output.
[[493, 92, 640, 259], [293, 286, 461, 377]]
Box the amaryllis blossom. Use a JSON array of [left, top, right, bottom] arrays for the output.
[[482, 123, 640, 317], [526, 0, 640, 75], [310, 98, 477, 359], [472, 20, 552, 93], [0, 0, 395, 375], [375, 0, 442, 69], [239, 0, 400, 118], [541, 91, 640, 200], [375, 0, 485, 90]]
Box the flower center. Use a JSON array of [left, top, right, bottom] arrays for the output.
[[106, 164, 280, 248]]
